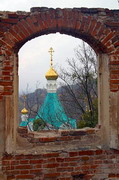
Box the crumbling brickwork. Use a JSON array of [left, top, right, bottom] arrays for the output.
[[2, 149, 119, 180], [0, 7, 119, 179]]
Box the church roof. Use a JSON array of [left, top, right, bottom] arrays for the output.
[[34, 93, 76, 129]]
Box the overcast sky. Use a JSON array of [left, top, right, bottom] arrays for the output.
[[0, 0, 118, 93]]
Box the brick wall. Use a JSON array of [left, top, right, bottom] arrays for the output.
[[17, 127, 101, 149], [0, 7, 119, 179], [2, 149, 119, 180]]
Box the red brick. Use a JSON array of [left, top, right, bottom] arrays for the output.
[[21, 19, 34, 34], [39, 137, 57, 142], [3, 66, 13, 71], [110, 80, 119, 84], [108, 174, 116, 178], [2, 71, 11, 76], [26, 17, 37, 33], [1, 18, 18, 24], [8, 13, 19, 18], [81, 156, 90, 161], [34, 164, 42, 168], [3, 76, 11, 81], [59, 136, 72, 141], [79, 150, 94, 156], [13, 25, 26, 39], [88, 19, 97, 34], [65, 157, 77, 162], [69, 152, 78, 157], [15, 165, 32, 169], [15, 155, 24, 160], [110, 61, 119, 65], [9, 28, 22, 41], [111, 74, 119, 79], [47, 158, 56, 162], [0, 95, 3, 100], [20, 160, 29, 164], [16, 174, 34, 179], [114, 41, 119, 47], [4, 86, 12, 91], [111, 70, 119, 74], [43, 163, 59, 168], [2, 154, 13, 160], [43, 152, 59, 158], [60, 178, 71, 180], [30, 169, 42, 174], [20, 170, 29, 174], [102, 32, 116, 45], [95, 150, 103, 155], [57, 167, 74, 172], [61, 162, 69, 167], [84, 16, 92, 32], [17, 21, 30, 37], [56, 158, 65, 162], [80, 17, 87, 32], [44, 173, 60, 178], [7, 175, 15, 180], [30, 159, 43, 164], [24, 154, 35, 159]]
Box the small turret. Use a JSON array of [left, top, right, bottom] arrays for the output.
[[20, 95, 28, 127]]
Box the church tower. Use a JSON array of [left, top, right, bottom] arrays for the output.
[[20, 96, 29, 127], [19, 48, 77, 130], [34, 47, 77, 130]]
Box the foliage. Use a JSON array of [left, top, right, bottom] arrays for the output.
[[33, 118, 46, 131], [77, 120, 86, 128], [77, 98, 98, 128]]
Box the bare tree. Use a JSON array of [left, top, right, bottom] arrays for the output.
[[58, 42, 98, 127]]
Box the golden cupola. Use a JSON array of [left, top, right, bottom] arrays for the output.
[[21, 108, 28, 114], [45, 47, 58, 80], [21, 96, 28, 114]]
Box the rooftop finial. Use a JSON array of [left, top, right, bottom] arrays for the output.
[[48, 47, 54, 67], [21, 95, 28, 114], [23, 95, 27, 108]]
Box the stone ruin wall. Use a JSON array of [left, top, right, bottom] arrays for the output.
[[0, 7, 119, 179]]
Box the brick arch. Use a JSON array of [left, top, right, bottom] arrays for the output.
[[0, 7, 119, 157], [0, 8, 118, 55]]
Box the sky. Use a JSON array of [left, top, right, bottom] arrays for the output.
[[0, 0, 118, 93]]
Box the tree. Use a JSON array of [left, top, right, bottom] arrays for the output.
[[58, 41, 98, 128]]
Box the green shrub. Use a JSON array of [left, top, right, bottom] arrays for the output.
[[33, 118, 46, 131], [77, 120, 86, 128]]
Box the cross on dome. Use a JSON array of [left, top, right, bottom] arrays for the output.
[[48, 47, 54, 67], [21, 95, 28, 114]]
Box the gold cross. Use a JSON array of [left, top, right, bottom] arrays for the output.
[[48, 47, 54, 67]]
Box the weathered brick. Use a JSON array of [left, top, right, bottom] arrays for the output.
[[16, 174, 35, 179], [15, 165, 32, 169], [44, 163, 59, 168], [69, 152, 78, 157], [44, 173, 60, 177]]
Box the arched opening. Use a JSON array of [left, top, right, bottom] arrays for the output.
[[16, 29, 109, 150], [18, 33, 98, 131]]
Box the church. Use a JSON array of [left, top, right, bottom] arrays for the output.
[[20, 48, 77, 130]]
